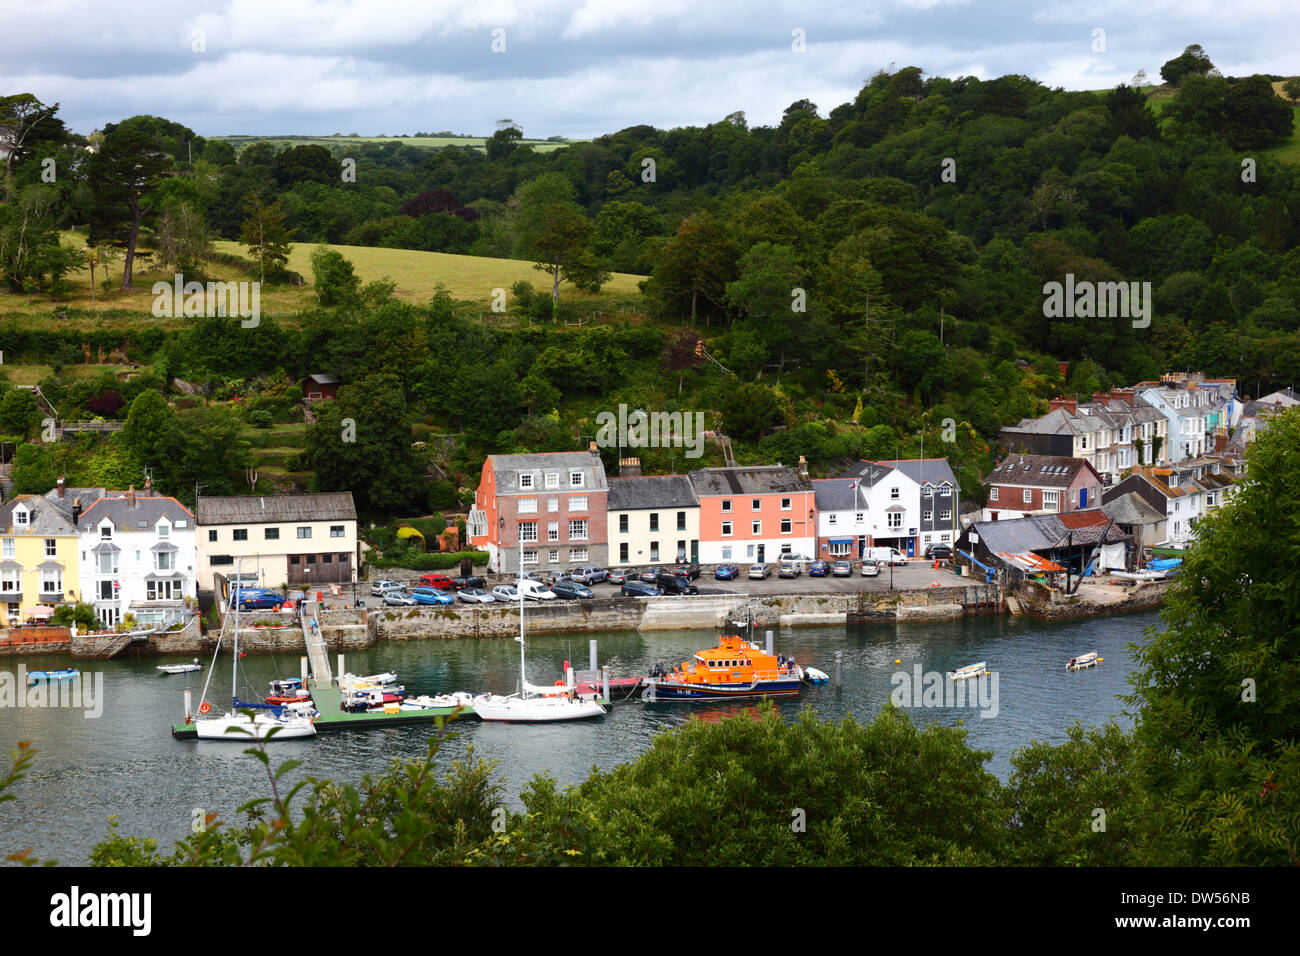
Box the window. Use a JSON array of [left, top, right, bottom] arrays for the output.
[[940, 510, 952, 521], [45, 539, 56, 557], [544, 473, 559, 490], [939, 486, 951, 497], [306, 555, 316, 565], [330, 525, 345, 538], [746, 545, 754, 558], [721, 521, 733, 537], [1023, 489, 1032, 503], [676, 511, 686, 531], [620, 543, 629, 563], [890, 488, 900, 499], [570, 548, 587, 563], [1, 539, 11, 559], [569, 471, 584, 488], [570, 496, 587, 512], [547, 498, 559, 512], [265, 527, 280, 540], [781, 519, 792, 534], [548, 521, 559, 542], [829, 541, 851, 556], [39, 569, 62, 595], [781, 498, 791, 510], [990, 487, 999, 502], [619, 514, 629, 533], [923, 486, 933, 498], [519, 473, 534, 489], [297, 527, 311, 539], [649, 513, 659, 532], [649, 542, 659, 562], [721, 499, 732, 512], [99, 580, 114, 600], [157, 524, 170, 540], [148, 579, 182, 601], [828, 514, 837, 525], [290, 556, 300, 565], [940, 533, 951, 543], [518, 498, 538, 514], [855, 512, 864, 524], [752, 520, 762, 535], [100, 525, 113, 539], [1042, 491, 1058, 511], [339, 553, 350, 564], [0, 569, 19, 593], [752, 498, 761, 511], [98, 553, 114, 574], [923, 511, 932, 522], [208, 530, 218, 542], [548, 549, 559, 564], [210, 555, 233, 566], [156, 551, 175, 571], [522, 550, 538, 566], [519, 523, 538, 543], [887, 513, 902, 530], [721, 546, 732, 560], [568, 520, 588, 541], [14, 510, 28, 527]]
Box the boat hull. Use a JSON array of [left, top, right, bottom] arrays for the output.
[[948, 663, 987, 680], [641, 678, 803, 701], [27, 669, 79, 683], [194, 713, 316, 741], [471, 694, 606, 722]]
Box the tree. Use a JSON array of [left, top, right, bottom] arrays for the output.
[[645, 213, 740, 323], [0, 387, 42, 436], [1285, 78, 1300, 105], [1126, 408, 1300, 865], [155, 201, 211, 276], [120, 390, 182, 480], [724, 243, 806, 378], [0, 94, 59, 199], [241, 195, 294, 283], [309, 245, 360, 307], [0, 186, 79, 294], [1159, 44, 1214, 86], [719, 381, 785, 441], [88, 127, 170, 289]]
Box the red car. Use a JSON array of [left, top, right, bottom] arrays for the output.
[[418, 573, 455, 590]]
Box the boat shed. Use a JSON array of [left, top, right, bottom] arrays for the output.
[[957, 510, 1130, 582]]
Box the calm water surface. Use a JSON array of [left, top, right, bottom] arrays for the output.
[[0, 611, 1159, 864]]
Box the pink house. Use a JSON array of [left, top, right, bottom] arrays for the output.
[[688, 461, 816, 565]]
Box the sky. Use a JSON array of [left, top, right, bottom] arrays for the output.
[[2, 0, 1295, 140]]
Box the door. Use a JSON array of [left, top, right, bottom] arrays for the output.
[[690, 540, 698, 563], [757, 544, 765, 563]]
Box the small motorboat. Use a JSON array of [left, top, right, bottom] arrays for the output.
[[158, 659, 202, 675], [27, 669, 79, 683], [401, 692, 476, 711], [265, 677, 312, 704], [804, 666, 830, 685], [948, 662, 987, 680], [1066, 651, 1102, 671]]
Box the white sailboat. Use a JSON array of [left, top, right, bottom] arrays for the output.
[[472, 539, 606, 723], [195, 561, 316, 742]]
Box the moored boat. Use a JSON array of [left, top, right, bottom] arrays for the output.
[[158, 659, 202, 675], [640, 633, 806, 701], [27, 669, 79, 683], [948, 662, 987, 680], [1066, 651, 1101, 671]]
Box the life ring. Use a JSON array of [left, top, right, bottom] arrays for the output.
[[554, 680, 565, 687], [274, 603, 282, 612], [199, 701, 211, 714]]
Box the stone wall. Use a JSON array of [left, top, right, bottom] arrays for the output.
[[0, 625, 72, 657], [1013, 577, 1170, 619]]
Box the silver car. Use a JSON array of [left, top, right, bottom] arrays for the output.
[[383, 590, 417, 606], [371, 579, 403, 596], [748, 564, 770, 579], [491, 585, 520, 602], [458, 588, 495, 604]]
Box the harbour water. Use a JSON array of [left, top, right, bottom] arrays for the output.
[[0, 610, 1159, 864]]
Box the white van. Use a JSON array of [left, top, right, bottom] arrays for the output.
[[866, 547, 909, 566], [516, 579, 557, 601]]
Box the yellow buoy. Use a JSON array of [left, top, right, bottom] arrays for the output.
[[894, 659, 901, 665]]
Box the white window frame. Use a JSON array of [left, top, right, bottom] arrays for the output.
[[721, 499, 732, 512], [518, 498, 538, 514], [569, 471, 584, 488], [569, 496, 587, 512], [570, 547, 588, 563], [752, 520, 761, 535], [721, 521, 733, 537], [544, 472, 560, 490], [989, 487, 999, 502], [568, 520, 588, 541], [887, 513, 902, 530], [519, 523, 539, 543], [547, 521, 559, 542], [1023, 489, 1032, 503], [519, 473, 534, 490], [1, 538, 12, 559]]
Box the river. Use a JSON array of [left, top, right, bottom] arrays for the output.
[[0, 610, 1159, 864]]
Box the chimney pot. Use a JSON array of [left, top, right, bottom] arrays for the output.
[[57, 477, 65, 499], [797, 455, 809, 478], [127, 484, 136, 508]]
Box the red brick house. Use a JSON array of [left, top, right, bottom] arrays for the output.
[[983, 455, 1103, 521]]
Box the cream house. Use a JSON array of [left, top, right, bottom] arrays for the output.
[[607, 472, 700, 566], [195, 493, 359, 593]]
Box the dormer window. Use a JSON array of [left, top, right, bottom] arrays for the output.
[[100, 525, 113, 539], [157, 523, 170, 539], [569, 471, 584, 488], [14, 509, 28, 528], [519, 473, 534, 490], [544, 472, 560, 490]]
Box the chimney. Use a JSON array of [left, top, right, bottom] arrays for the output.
[[72, 496, 82, 526], [144, 476, 153, 497], [1092, 391, 1107, 404], [127, 484, 136, 508], [57, 477, 65, 499], [619, 457, 642, 477], [1112, 388, 1136, 406], [1059, 361, 1069, 378], [1048, 396, 1078, 415], [1214, 429, 1228, 453], [588, 441, 599, 456], [797, 455, 809, 478]]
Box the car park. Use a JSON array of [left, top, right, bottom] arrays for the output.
[[452, 575, 487, 591], [655, 573, 699, 595], [674, 564, 702, 580], [370, 579, 403, 596], [861, 561, 880, 577], [457, 588, 495, 604], [778, 562, 801, 578], [383, 590, 417, 606], [517, 580, 557, 601], [570, 567, 608, 584], [866, 547, 909, 566], [748, 564, 770, 580], [492, 585, 520, 602], [411, 587, 454, 606], [638, 567, 664, 583], [832, 561, 852, 577], [808, 561, 829, 577], [550, 580, 595, 600], [606, 569, 632, 584], [621, 580, 663, 597], [714, 564, 739, 580]]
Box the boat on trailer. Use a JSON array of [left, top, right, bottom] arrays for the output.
[[1066, 651, 1101, 671], [948, 662, 987, 680]]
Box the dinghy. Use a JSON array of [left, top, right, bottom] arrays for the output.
[[158, 659, 202, 675], [27, 669, 79, 683], [1066, 651, 1101, 671], [948, 662, 987, 680]]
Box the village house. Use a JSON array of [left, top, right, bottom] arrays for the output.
[[1100, 492, 1168, 558], [0, 492, 81, 624], [302, 373, 341, 400], [1102, 458, 1236, 550], [983, 454, 1103, 522], [688, 461, 815, 565], [195, 492, 359, 592], [606, 460, 700, 566], [841, 458, 961, 558], [468, 448, 609, 574]]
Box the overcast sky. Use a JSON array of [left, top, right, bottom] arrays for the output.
[[2, 0, 1295, 139]]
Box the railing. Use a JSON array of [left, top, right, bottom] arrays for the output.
[[56, 421, 126, 434]]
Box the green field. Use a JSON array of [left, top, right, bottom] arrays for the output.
[[215, 134, 575, 154]]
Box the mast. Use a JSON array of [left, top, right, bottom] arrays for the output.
[[518, 529, 526, 696], [232, 558, 240, 709]]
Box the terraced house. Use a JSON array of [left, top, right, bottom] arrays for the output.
[[469, 448, 609, 574], [983, 455, 1104, 522], [0, 491, 80, 624], [606, 461, 700, 566], [689, 462, 816, 565]]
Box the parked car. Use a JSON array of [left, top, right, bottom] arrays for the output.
[[779, 553, 815, 568], [452, 575, 487, 591], [866, 547, 909, 566], [370, 579, 403, 596], [656, 573, 699, 595], [230, 588, 285, 611], [861, 561, 880, 577], [808, 561, 829, 577], [714, 564, 740, 581], [674, 564, 702, 580], [621, 580, 663, 597], [748, 564, 770, 580], [550, 580, 594, 600], [517, 580, 557, 601], [570, 567, 608, 584], [411, 587, 454, 607], [638, 567, 664, 583], [606, 569, 633, 584], [457, 588, 495, 604], [383, 590, 417, 606], [418, 573, 455, 590], [514, 570, 544, 583], [491, 585, 520, 602], [778, 562, 801, 578], [832, 561, 852, 577], [924, 544, 954, 561]]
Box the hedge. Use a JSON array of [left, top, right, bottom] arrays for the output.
[[366, 549, 489, 571]]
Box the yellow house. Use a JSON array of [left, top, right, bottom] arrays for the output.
[[0, 494, 82, 624]]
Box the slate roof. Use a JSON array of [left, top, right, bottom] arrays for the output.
[[487, 451, 609, 493], [196, 493, 357, 525], [687, 466, 812, 497], [812, 478, 870, 512], [0, 496, 78, 535], [1101, 492, 1166, 525], [871, 458, 959, 489], [968, 512, 1128, 553], [80, 495, 194, 533], [607, 475, 698, 511], [988, 455, 1094, 488], [841, 461, 896, 486], [306, 373, 342, 385]]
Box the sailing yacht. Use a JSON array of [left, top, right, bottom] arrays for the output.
[[195, 561, 316, 741]]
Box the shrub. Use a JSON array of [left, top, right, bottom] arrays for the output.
[[249, 410, 274, 428]]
